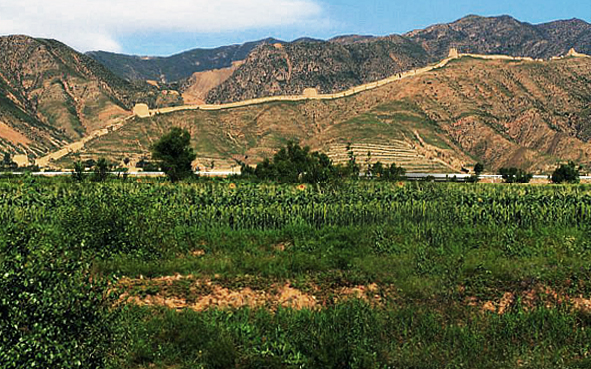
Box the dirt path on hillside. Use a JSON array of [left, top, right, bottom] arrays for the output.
[[35, 114, 134, 167]]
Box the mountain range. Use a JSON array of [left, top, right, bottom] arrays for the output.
[[85, 15, 591, 104], [0, 14, 589, 172]]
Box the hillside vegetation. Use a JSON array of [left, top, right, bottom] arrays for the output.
[[70, 57, 591, 172]]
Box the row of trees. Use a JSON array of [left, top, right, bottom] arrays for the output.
[[67, 128, 586, 184], [240, 141, 406, 184], [496, 162, 581, 184]]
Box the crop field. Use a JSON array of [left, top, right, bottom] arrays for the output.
[[2, 177, 591, 368]]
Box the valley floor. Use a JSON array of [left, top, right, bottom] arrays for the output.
[[2, 178, 591, 368]]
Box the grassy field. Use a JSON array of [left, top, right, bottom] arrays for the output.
[[1, 177, 591, 368]]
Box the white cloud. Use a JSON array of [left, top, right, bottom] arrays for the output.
[[0, 0, 324, 52]]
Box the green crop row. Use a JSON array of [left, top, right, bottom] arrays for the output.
[[1, 178, 591, 368]]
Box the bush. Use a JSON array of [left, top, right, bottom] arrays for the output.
[[245, 141, 338, 184], [474, 163, 484, 176], [498, 167, 533, 183], [0, 220, 123, 369], [551, 161, 580, 184], [73, 160, 85, 182], [151, 128, 197, 182], [92, 158, 112, 182]]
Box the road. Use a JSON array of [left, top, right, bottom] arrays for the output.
[[5, 171, 591, 181]]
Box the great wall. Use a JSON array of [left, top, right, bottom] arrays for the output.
[[35, 48, 590, 167], [132, 48, 590, 118]]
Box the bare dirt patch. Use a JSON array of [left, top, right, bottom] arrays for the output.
[[473, 285, 591, 314], [0, 121, 30, 145], [118, 277, 386, 311], [182, 61, 244, 105]]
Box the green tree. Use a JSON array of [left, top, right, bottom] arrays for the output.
[[346, 143, 360, 179], [151, 127, 197, 182], [551, 161, 580, 184], [474, 163, 484, 176], [72, 160, 85, 182], [1, 152, 16, 170], [499, 167, 533, 183], [385, 163, 406, 181], [92, 158, 111, 182], [371, 161, 384, 178], [251, 142, 336, 183]]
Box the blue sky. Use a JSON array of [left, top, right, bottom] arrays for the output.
[[0, 0, 589, 55]]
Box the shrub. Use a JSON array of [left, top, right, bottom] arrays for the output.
[[474, 163, 484, 176], [498, 167, 533, 183], [247, 141, 337, 183], [73, 160, 85, 182], [0, 220, 122, 369], [92, 158, 112, 182], [551, 161, 580, 184]]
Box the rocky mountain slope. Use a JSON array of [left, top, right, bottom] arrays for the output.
[[206, 37, 431, 103], [66, 56, 591, 173], [0, 35, 155, 158], [204, 15, 590, 104], [83, 15, 590, 106], [86, 38, 280, 83], [405, 15, 591, 60]]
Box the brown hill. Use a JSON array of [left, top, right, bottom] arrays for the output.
[[0, 35, 153, 158], [61, 56, 591, 173], [204, 16, 590, 104], [181, 61, 244, 105], [405, 15, 591, 59], [206, 37, 431, 104]]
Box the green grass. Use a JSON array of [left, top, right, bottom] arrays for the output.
[[2, 178, 591, 368], [120, 303, 591, 369]]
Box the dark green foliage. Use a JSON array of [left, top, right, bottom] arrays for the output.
[[385, 162, 406, 180], [370, 161, 384, 178], [83, 159, 96, 169], [92, 158, 112, 182], [136, 157, 160, 172], [245, 141, 338, 183], [73, 160, 85, 182], [367, 161, 406, 180], [474, 162, 485, 175], [499, 167, 533, 183], [0, 209, 122, 368], [345, 143, 361, 179], [244, 142, 407, 183], [1, 152, 16, 170], [551, 161, 580, 184], [151, 128, 197, 182]]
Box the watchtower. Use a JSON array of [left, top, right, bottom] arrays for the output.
[[448, 47, 459, 59]]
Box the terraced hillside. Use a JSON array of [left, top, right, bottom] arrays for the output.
[[59, 56, 591, 173], [327, 143, 452, 172]]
